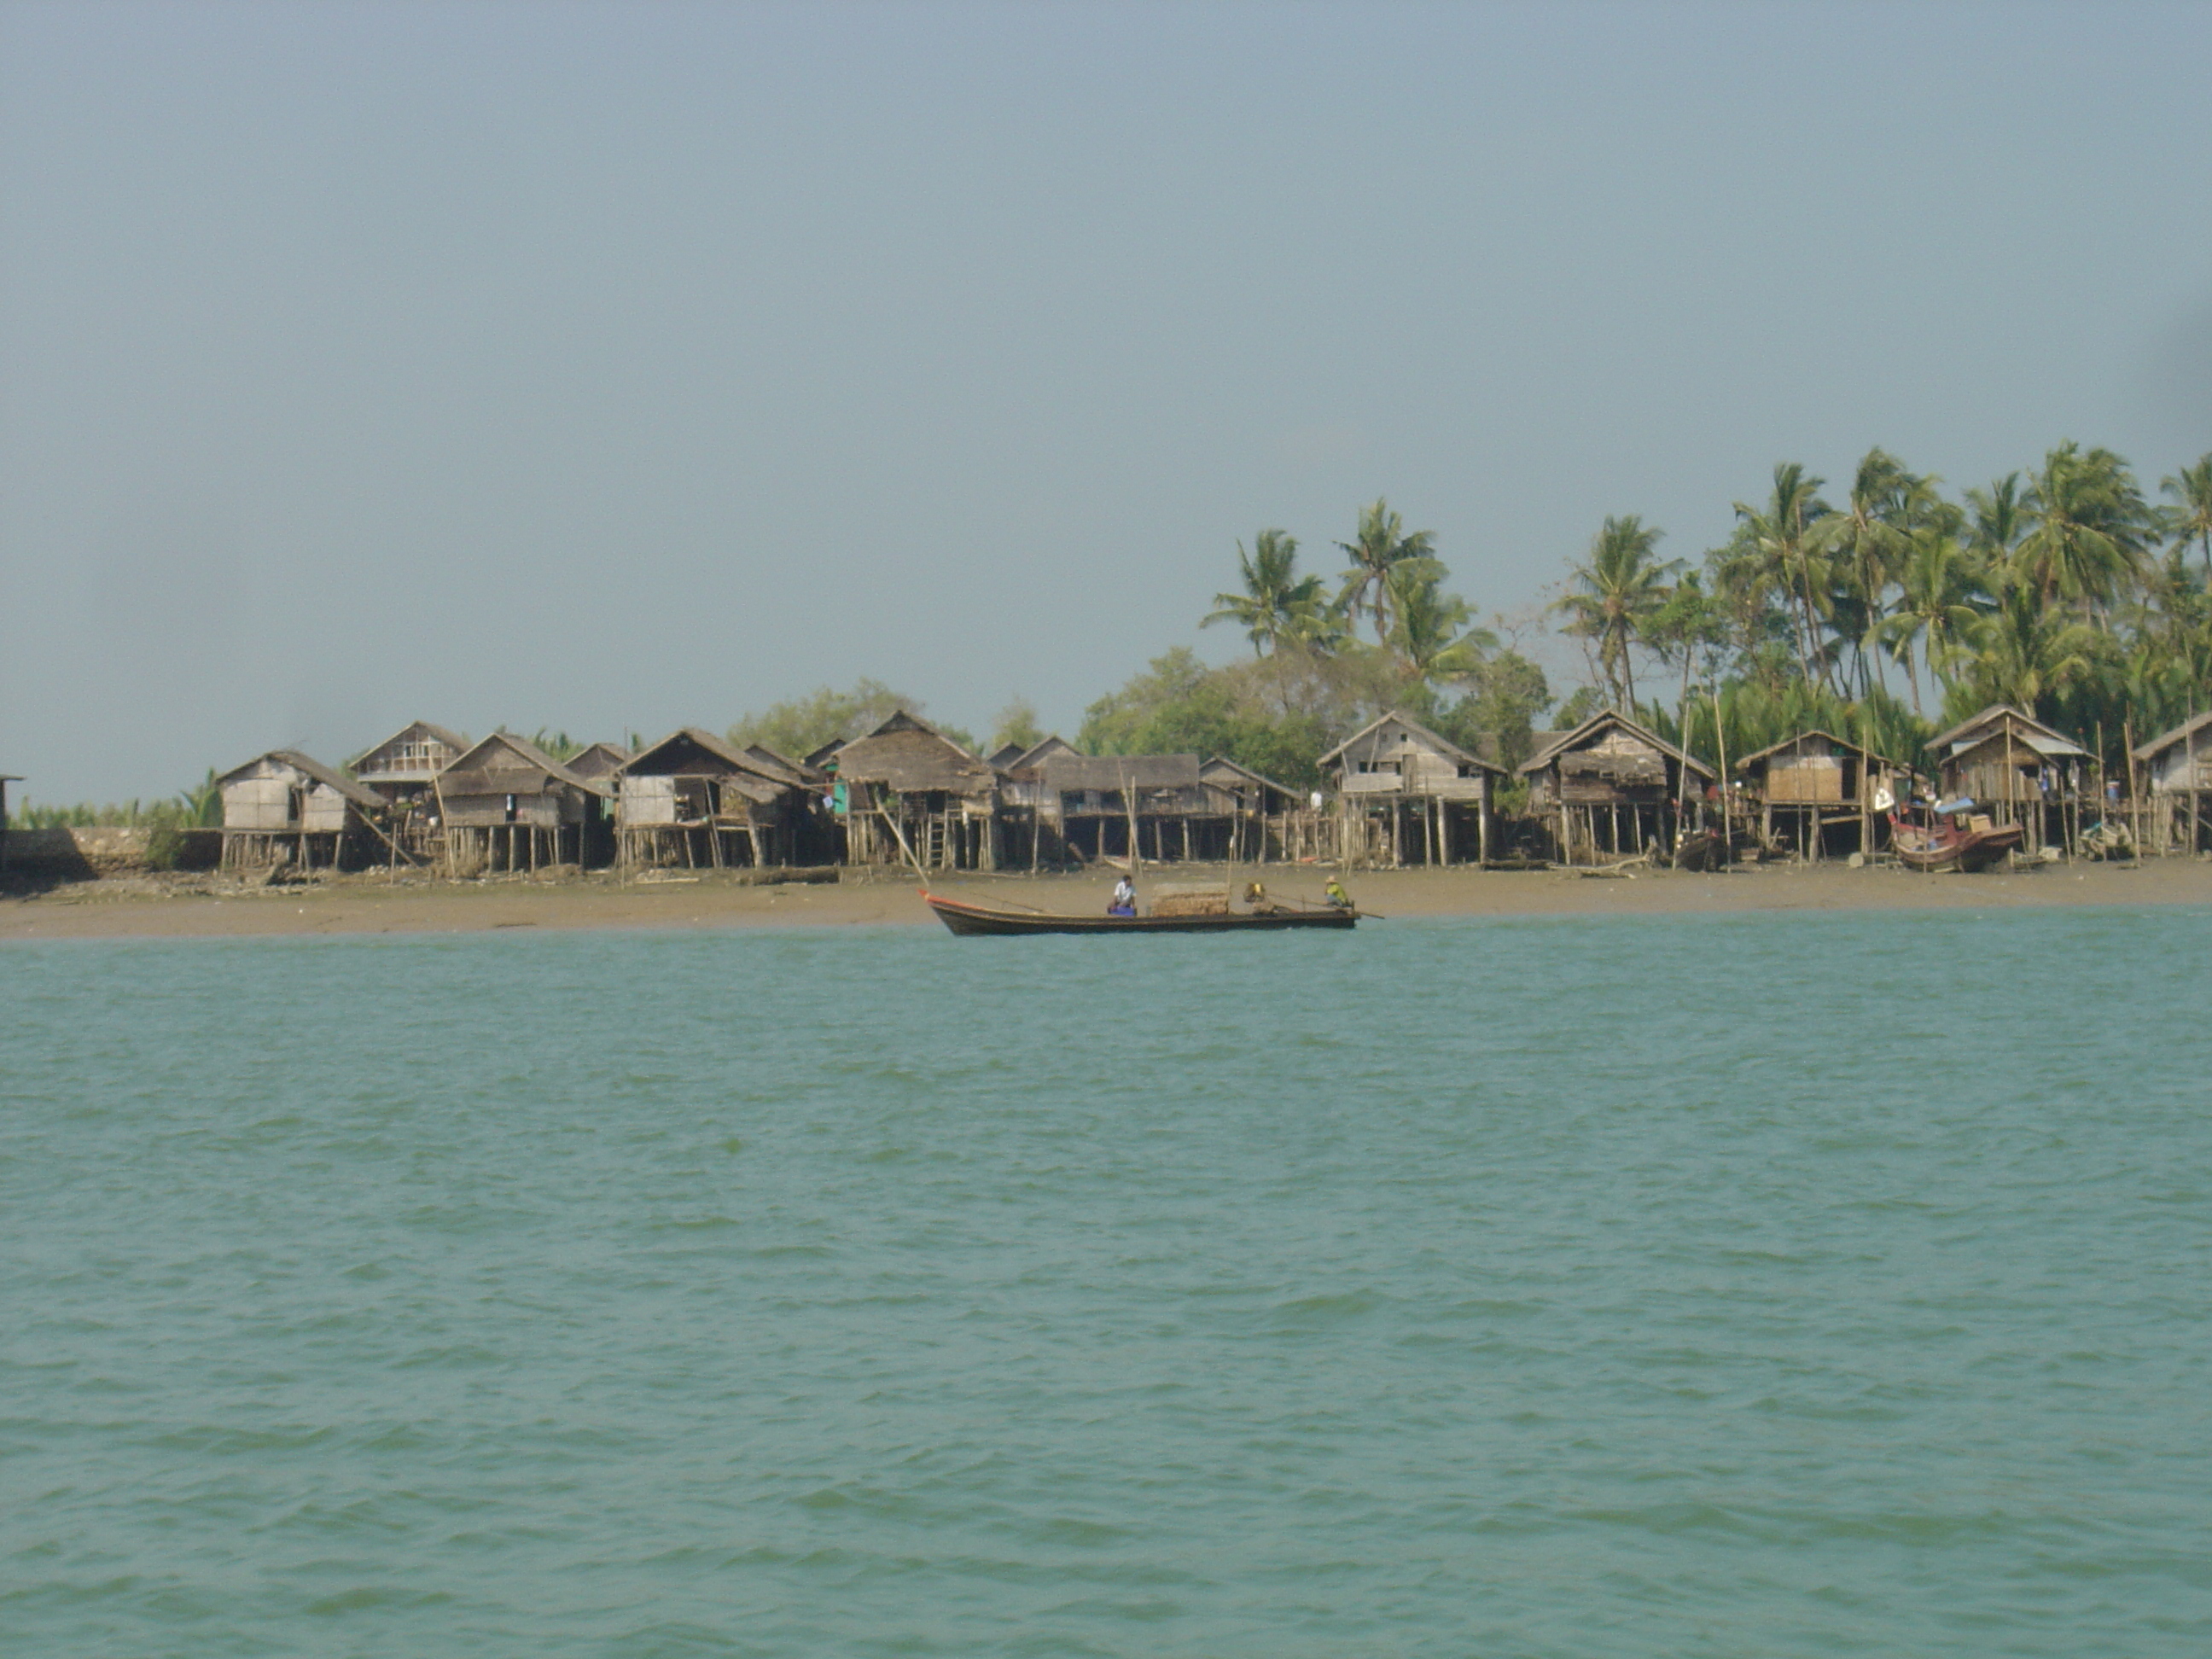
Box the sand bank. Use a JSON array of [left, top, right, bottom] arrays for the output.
[[3, 859, 2209, 941]]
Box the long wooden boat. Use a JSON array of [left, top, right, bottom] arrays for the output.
[[923, 889, 1359, 936], [1889, 813, 2023, 873]]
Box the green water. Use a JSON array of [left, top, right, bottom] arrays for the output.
[[4, 909, 2209, 1656]]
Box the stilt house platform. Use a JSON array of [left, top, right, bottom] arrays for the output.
[[348, 721, 468, 857], [1321, 710, 1504, 868], [434, 734, 610, 873], [1930, 705, 2088, 855], [2132, 711, 2212, 853], [833, 711, 1001, 871], [1736, 730, 1904, 861], [218, 750, 385, 871], [1520, 710, 1714, 865], [615, 729, 818, 870]]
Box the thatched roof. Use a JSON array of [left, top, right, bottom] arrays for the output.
[[2132, 708, 2212, 762], [1520, 709, 1715, 782], [1735, 728, 1901, 772], [832, 710, 996, 795], [1320, 709, 1505, 775], [623, 728, 788, 785], [565, 742, 631, 783], [439, 732, 611, 800], [349, 720, 469, 777], [1007, 735, 1080, 772], [218, 750, 383, 811], [1034, 753, 1202, 792], [1930, 703, 2087, 760], [743, 743, 823, 786], [1199, 755, 1303, 804]]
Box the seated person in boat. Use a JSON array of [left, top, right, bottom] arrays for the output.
[[1324, 876, 1353, 911], [1108, 876, 1137, 917], [1243, 880, 1278, 915]]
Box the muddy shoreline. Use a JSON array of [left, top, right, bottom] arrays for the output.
[[4, 859, 2209, 941]]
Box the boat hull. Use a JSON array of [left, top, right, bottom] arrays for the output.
[[924, 892, 1358, 936], [1893, 823, 2023, 873]]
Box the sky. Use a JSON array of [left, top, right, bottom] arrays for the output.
[[3, 0, 2209, 801]]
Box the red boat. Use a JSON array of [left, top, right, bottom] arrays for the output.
[[1888, 811, 2023, 873], [922, 889, 1359, 936]]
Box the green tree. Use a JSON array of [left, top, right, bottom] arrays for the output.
[[2162, 452, 2212, 578], [1721, 463, 1832, 688], [1871, 528, 1990, 715], [728, 678, 927, 759], [1335, 499, 1443, 647], [2015, 441, 2153, 615], [987, 696, 1045, 754], [1385, 564, 1496, 684], [1202, 529, 1336, 655], [1554, 515, 1675, 712]]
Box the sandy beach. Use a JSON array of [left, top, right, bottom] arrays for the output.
[[3, 859, 2208, 941]]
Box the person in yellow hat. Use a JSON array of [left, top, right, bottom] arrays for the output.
[[1324, 875, 1353, 911]]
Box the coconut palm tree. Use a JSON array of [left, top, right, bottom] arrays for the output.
[[1202, 529, 1330, 656], [1871, 529, 1990, 715], [1385, 565, 1498, 684], [1723, 463, 1831, 688], [1956, 573, 2102, 715], [1553, 515, 1676, 712], [1336, 499, 1443, 646], [2014, 441, 2153, 617], [1809, 448, 1942, 696], [2162, 452, 2212, 578]]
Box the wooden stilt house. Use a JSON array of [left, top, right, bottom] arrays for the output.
[[565, 742, 632, 789], [348, 721, 467, 856], [434, 733, 610, 873], [831, 711, 1001, 870], [1519, 710, 1714, 865], [1736, 730, 1904, 861], [1930, 705, 2089, 854], [217, 750, 385, 871], [1320, 711, 1505, 868], [1199, 757, 1325, 864], [615, 729, 815, 870], [2131, 711, 2212, 853]]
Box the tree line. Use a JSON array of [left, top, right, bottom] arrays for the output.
[[13, 447, 2206, 830]]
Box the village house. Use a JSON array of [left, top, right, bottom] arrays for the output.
[[564, 742, 631, 789], [434, 732, 611, 873], [216, 750, 386, 871], [1197, 757, 1324, 863], [1322, 710, 1505, 867], [1930, 704, 2090, 854], [2131, 710, 2212, 853], [615, 729, 824, 870], [1520, 709, 1715, 865], [831, 710, 1001, 871], [1735, 729, 1906, 861], [348, 721, 468, 856]]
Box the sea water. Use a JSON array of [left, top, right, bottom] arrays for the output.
[[3, 907, 2209, 1656]]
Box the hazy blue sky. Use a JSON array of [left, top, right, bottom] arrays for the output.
[[3, 0, 2208, 800]]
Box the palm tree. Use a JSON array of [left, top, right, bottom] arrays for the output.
[[1965, 472, 2029, 560], [1554, 515, 1676, 711], [1871, 529, 1990, 715], [1957, 573, 2102, 715], [1386, 565, 1498, 684], [2014, 441, 2152, 616], [1808, 448, 1941, 696], [1202, 529, 1329, 656], [1336, 499, 1443, 646], [2162, 452, 2212, 578], [1724, 463, 1831, 687]]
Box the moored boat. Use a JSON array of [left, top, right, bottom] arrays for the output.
[[923, 889, 1359, 936], [1888, 810, 2023, 873]]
